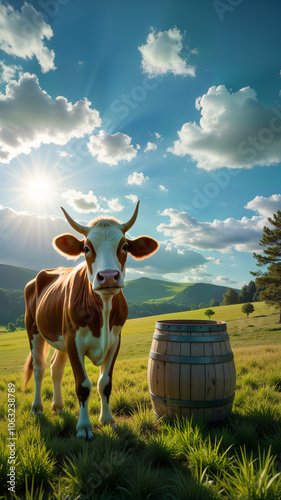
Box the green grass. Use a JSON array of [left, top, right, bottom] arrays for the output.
[[0, 301, 278, 374], [1, 302, 281, 499], [1, 343, 281, 499]]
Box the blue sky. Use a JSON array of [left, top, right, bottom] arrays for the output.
[[0, 0, 281, 287]]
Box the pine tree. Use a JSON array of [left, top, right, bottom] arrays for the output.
[[252, 210, 281, 322], [238, 284, 250, 303], [222, 288, 239, 305], [247, 281, 256, 301]]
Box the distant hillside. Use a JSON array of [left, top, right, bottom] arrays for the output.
[[0, 263, 242, 323], [172, 282, 240, 307], [0, 264, 37, 291], [123, 277, 187, 302]]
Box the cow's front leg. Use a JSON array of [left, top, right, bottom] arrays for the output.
[[98, 334, 120, 426], [66, 336, 93, 439]]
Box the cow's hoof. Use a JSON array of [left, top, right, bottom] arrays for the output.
[[30, 404, 43, 415], [51, 403, 64, 414], [76, 428, 94, 440], [99, 416, 116, 427]]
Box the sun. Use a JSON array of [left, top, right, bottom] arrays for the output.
[[27, 176, 52, 204]]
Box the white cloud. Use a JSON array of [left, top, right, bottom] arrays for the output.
[[159, 184, 168, 192], [178, 264, 213, 284], [138, 27, 196, 78], [168, 85, 281, 170], [157, 194, 281, 253], [207, 257, 222, 265], [88, 130, 138, 166], [127, 172, 149, 186], [214, 276, 238, 286], [144, 141, 157, 152], [59, 151, 72, 158], [244, 194, 281, 218], [106, 198, 124, 212], [0, 61, 22, 82], [125, 194, 138, 204], [155, 132, 161, 139], [0, 3, 55, 73], [61, 190, 100, 214], [0, 72, 101, 164], [61, 190, 124, 214]]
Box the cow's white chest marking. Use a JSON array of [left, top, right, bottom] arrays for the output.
[[76, 297, 121, 366]]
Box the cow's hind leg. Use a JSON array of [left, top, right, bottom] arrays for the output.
[[51, 350, 68, 413], [98, 334, 120, 427], [30, 330, 50, 414], [66, 336, 93, 439]]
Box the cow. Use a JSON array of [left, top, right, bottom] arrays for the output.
[[23, 201, 158, 438]]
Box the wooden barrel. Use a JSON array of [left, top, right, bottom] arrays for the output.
[[148, 320, 236, 423]]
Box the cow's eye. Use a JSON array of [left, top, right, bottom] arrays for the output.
[[123, 243, 129, 252], [84, 246, 90, 254]]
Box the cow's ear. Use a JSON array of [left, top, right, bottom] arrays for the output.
[[53, 234, 84, 259], [127, 237, 159, 260]]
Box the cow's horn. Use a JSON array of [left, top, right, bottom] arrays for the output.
[[121, 201, 140, 233], [61, 207, 89, 236]]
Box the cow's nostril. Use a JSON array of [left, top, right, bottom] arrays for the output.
[[114, 271, 120, 282], [97, 272, 105, 283]]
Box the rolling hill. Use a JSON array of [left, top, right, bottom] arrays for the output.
[[0, 263, 38, 291], [172, 282, 241, 307], [0, 263, 242, 324], [123, 277, 187, 302]]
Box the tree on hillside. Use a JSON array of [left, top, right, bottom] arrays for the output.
[[204, 309, 215, 320], [7, 322, 16, 332], [251, 210, 281, 323], [16, 314, 25, 328], [209, 298, 220, 307], [247, 281, 256, 301], [199, 303, 208, 310], [242, 303, 255, 319], [238, 284, 250, 303], [239, 280, 257, 303], [223, 288, 239, 305]]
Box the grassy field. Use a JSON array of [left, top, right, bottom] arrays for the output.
[[1, 302, 281, 499], [0, 301, 278, 374]]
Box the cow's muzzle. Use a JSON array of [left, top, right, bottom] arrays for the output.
[[95, 270, 123, 294]]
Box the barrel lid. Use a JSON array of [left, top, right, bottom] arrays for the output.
[[155, 319, 226, 332]]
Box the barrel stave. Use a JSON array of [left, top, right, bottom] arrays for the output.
[[204, 338, 216, 422], [190, 339, 205, 420], [165, 335, 181, 418], [179, 333, 191, 419]]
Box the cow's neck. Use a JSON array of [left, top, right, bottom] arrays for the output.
[[69, 265, 127, 338]]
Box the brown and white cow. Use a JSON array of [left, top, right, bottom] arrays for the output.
[[23, 201, 158, 438]]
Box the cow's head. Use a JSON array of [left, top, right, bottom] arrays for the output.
[[53, 201, 159, 296]]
